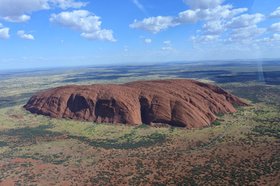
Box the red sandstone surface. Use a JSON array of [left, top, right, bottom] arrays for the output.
[[24, 79, 248, 128]]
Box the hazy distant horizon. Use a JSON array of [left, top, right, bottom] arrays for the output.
[[1, 58, 279, 72]]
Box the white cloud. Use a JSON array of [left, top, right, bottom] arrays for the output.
[[227, 13, 265, 29], [161, 40, 173, 51], [50, 10, 116, 42], [229, 26, 266, 42], [163, 40, 171, 45], [129, 16, 178, 34], [260, 34, 280, 43], [49, 0, 87, 9], [200, 5, 247, 21], [270, 33, 280, 41], [192, 34, 219, 43], [222, 13, 265, 44], [50, 10, 100, 32], [177, 5, 247, 24], [131, 0, 147, 14], [0, 0, 86, 22], [270, 7, 280, 18], [192, 11, 265, 44], [144, 38, 152, 44], [270, 22, 280, 32], [81, 30, 116, 42], [0, 27, 10, 39], [17, 30, 35, 40], [203, 20, 224, 34], [177, 9, 199, 23], [130, 4, 247, 34], [123, 45, 129, 52], [129, 0, 266, 46], [161, 46, 173, 51], [183, 0, 224, 10], [3, 15, 31, 23], [0, 0, 49, 22]]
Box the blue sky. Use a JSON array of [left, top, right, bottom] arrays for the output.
[[1, 0, 280, 70]]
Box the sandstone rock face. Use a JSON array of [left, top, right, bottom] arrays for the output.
[[24, 79, 248, 128]]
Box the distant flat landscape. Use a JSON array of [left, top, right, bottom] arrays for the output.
[[1, 60, 280, 109], [0, 61, 279, 185]]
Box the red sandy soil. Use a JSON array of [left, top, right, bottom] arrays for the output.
[[0, 139, 278, 185]]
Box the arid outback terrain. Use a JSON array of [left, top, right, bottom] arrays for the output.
[[0, 61, 279, 185]]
